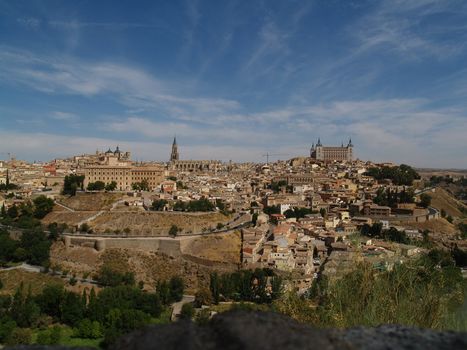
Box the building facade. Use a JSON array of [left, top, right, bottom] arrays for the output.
[[168, 138, 221, 172], [83, 146, 165, 191], [84, 165, 165, 191], [310, 138, 354, 162]]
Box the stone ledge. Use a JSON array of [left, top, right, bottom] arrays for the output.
[[6, 310, 467, 350]]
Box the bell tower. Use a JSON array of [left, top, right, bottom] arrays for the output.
[[170, 136, 179, 161]]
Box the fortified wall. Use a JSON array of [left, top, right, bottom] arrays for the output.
[[63, 235, 193, 258]]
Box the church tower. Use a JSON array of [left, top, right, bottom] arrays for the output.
[[170, 137, 179, 162]]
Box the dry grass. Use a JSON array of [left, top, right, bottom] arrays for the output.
[[405, 218, 458, 236], [50, 241, 100, 277], [42, 210, 99, 226], [90, 211, 231, 235], [0, 270, 64, 295], [57, 192, 126, 211], [428, 188, 467, 218], [182, 232, 241, 264]]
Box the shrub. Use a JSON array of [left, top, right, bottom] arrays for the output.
[[180, 303, 195, 320], [6, 328, 32, 345]]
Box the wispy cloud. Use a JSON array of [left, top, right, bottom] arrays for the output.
[[48, 20, 167, 30], [17, 17, 41, 29], [0, 47, 240, 121], [51, 111, 78, 121], [353, 0, 467, 60]]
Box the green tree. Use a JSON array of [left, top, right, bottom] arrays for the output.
[[33, 195, 54, 219], [169, 276, 184, 302], [76, 318, 92, 338], [169, 225, 179, 237], [20, 230, 51, 266], [194, 287, 212, 308], [60, 291, 85, 326], [7, 204, 18, 219], [180, 303, 195, 319], [419, 193, 432, 208], [87, 181, 105, 191], [63, 175, 84, 196], [97, 266, 135, 287], [36, 284, 64, 319], [210, 272, 220, 304], [49, 326, 61, 344], [10, 284, 40, 328], [152, 199, 168, 211], [0, 317, 16, 343], [156, 281, 171, 305], [6, 327, 32, 345], [79, 223, 90, 233], [105, 181, 117, 191]]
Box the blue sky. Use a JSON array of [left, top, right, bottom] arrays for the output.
[[0, 0, 466, 167]]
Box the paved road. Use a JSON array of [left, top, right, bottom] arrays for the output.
[[171, 294, 195, 321], [414, 186, 436, 196], [55, 201, 75, 212], [0, 262, 99, 285], [0, 262, 45, 273]]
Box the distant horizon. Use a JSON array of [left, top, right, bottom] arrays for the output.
[[2, 142, 467, 171], [0, 1, 466, 167]]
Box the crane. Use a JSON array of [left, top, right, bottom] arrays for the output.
[[261, 152, 287, 164]]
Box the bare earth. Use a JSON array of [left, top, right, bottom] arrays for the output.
[[56, 192, 126, 211], [50, 232, 241, 292], [428, 188, 467, 218], [183, 231, 241, 264], [42, 210, 100, 226], [405, 218, 459, 236]]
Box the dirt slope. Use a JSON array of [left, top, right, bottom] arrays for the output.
[[428, 188, 466, 218]]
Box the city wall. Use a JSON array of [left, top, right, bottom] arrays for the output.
[[63, 235, 189, 258]]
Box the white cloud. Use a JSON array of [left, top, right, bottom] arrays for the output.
[[0, 47, 466, 167], [17, 17, 41, 30], [51, 111, 78, 121], [0, 47, 240, 121], [353, 0, 467, 59]]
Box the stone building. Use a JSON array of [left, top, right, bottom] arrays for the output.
[[168, 138, 221, 172], [84, 165, 165, 191], [83, 146, 165, 191], [310, 138, 354, 162], [169, 137, 179, 161]]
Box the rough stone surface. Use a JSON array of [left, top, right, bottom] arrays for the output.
[[113, 311, 467, 350], [6, 310, 467, 350]]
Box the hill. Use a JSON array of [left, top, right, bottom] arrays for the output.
[[428, 187, 467, 218]]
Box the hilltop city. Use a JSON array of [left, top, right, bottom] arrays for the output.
[[0, 138, 466, 347]]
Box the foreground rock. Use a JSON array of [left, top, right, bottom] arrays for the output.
[[7, 310, 467, 350], [113, 311, 467, 350]]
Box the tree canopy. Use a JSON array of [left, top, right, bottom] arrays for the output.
[[365, 164, 420, 186]]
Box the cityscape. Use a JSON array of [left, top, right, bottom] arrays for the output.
[[0, 1, 466, 349]]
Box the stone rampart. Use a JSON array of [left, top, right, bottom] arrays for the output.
[[63, 235, 185, 257]]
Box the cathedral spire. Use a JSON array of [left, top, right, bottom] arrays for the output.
[[170, 136, 179, 162]]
